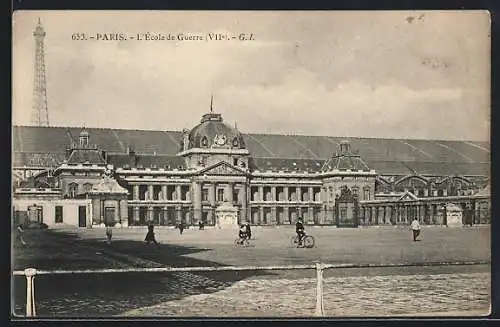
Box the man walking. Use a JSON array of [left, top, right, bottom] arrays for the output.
[[16, 224, 27, 246], [411, 218, 421, 241], [144, 223, 160, 247], [105, 225, 113, 244]]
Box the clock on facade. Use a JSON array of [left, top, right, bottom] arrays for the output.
[[214, 134, 227, 146]]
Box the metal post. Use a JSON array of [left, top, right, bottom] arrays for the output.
[[24, 268, 37, 317], [315, 262, 325, 317]]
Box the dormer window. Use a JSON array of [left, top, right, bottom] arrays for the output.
[[339, 141, 351, 154], [79, 130, 89, 147], [68, 182, 78, 198], [201, 136, 208, 147], [232, 137, 239, 147]]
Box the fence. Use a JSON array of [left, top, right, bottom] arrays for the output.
[[12, 260, 490, 318]]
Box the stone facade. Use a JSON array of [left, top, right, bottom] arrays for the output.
[[12, 113, 491, 228]]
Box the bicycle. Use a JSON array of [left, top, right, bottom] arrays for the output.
[[290, 234, 315, 248], [234, 237, 254, 248]]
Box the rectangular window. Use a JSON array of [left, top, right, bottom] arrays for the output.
[[364, 189, 370, 201], [217, 189, 225, 202], [202, 188, 209, 201], [55, 206, 63, 223]]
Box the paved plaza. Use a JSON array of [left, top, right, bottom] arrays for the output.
[[12, 226, 491, 317]]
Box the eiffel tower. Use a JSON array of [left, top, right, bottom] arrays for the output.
[[31, 18, 49, 126]]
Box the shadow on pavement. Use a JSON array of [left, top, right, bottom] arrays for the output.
[[12, 229, 275, 318]]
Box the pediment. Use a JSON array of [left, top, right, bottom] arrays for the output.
[[200, 161, 247, 176], [398, 191, 418, 202]]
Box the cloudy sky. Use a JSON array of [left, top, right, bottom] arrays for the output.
[[12, 11, 490, 141]]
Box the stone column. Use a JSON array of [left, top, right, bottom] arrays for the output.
[[99, 200, 104, 224], [133, 206, 139, 224], [320, 187, 326, 203], [472, 200, 478, 225], [271, 207, 277, 225], [92, 198, 100, 224], [284, 207, 290, 224], [162, 206, 168, 225], [147, 206, 153, 222], [209, 183, 216, 206], [133, 185, 139, 200], [227, 183, 234, 203], [147, 185, 153, 201], [120, 199, 128, 226], [378, 206, 384, 225], [371, 206, 376, 225], [258, 185, 264, 202], [176, 206, 183, 224], [297, 187, 302, 202], [240, 185, 247, 222], [161, 185, 167, 201], [308, 207, 314, 224], [271, 186, 277, 202], [192, 181, 202, 224], [320, 206, 326, 225], [175, 184, 181, 201], [259, 206, 264, 225], [284, 187, 289, 202], [308, 187, 314, 202]]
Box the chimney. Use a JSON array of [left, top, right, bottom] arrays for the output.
[[128, 146, 136, 167]]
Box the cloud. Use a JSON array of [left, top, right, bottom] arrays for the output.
[[12, 10, 490, 142], [217, 69, 476, 140]]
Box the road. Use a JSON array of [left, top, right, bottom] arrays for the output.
[[12, 225, 491, 317]]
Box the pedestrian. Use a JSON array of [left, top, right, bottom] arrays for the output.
[[105, 225, 113, 244], [198, 220, 204, 230], [16, 224, 27, 246], [410, 218, 421, 241], [178, 221, 185, 235], [144, 223, 160, 247]]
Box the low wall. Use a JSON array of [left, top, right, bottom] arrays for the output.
[[13, 199, 92, 227]]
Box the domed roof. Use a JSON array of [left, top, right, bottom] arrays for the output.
[[186, 112, 246, 150], [320, 141, 371, 172]]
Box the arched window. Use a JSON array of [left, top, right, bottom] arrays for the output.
[[201, 136, 209, 147], [83, 183, 93, 193], [68, 183, 79, 198]]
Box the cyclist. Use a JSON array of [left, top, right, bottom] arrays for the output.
[[296, 217, 306, 246], [238, 223, 249, 245], [244, 221, 252, 240]]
